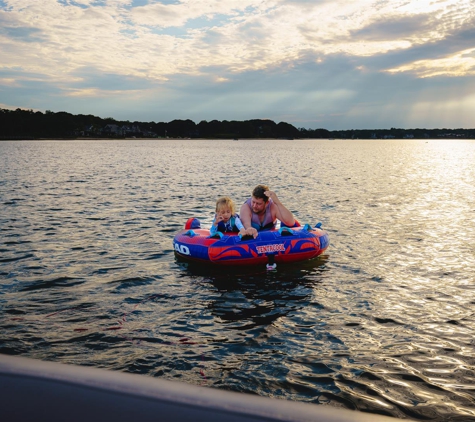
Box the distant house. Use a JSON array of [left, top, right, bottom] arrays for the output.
[[122, 125, 143, 137], [131, 125, 142, 134], [83, 125, 103, 136], [103, 124, 123, 136], [143, 130, 157, 138]]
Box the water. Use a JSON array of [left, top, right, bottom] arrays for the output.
[[1, 138, 475, 421]]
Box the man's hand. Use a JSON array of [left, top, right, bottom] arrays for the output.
[[241, 227, 258, 239], [264, 190, 279, 203]]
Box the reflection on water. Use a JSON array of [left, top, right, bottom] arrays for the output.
[[1, 139, 475, 421], [178, 258, 327, 330]]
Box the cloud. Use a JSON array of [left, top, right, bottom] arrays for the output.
[[129, 0, 258, 28], [0, 0, 474, 129], [350, 14, 433, 41], [386, 48, 475, 78], [0, 26, 46, 42], [2, 0, 473, 77]]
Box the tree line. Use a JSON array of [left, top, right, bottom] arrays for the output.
[[1, 108, 474, 140]]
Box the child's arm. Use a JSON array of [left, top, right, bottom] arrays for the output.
[[235, 215, 245, 231], [209, 215, 218, 236]]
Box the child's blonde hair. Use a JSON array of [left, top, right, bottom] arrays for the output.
[[215, 196, 236, 214]]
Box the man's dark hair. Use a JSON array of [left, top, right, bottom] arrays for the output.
[[252, 184, 270, 202]]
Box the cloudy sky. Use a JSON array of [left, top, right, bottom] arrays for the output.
[[1, 0, 474, 130]]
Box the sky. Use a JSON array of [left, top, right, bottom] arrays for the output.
[[1, 0, 474, 130]]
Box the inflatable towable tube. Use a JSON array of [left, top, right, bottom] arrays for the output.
[[173, 218, 329, 266]]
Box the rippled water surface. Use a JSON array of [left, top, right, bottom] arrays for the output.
[[1, 139, 475, 421]]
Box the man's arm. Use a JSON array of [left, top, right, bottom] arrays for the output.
[[266, 191, 295, 227], [239, 202, 258, 238]]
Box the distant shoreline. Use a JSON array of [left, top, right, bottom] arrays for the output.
[[2, 108, 474, 140], [1, 137, 473, 142]]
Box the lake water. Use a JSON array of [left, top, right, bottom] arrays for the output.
[[1, 138, 475, 421]]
